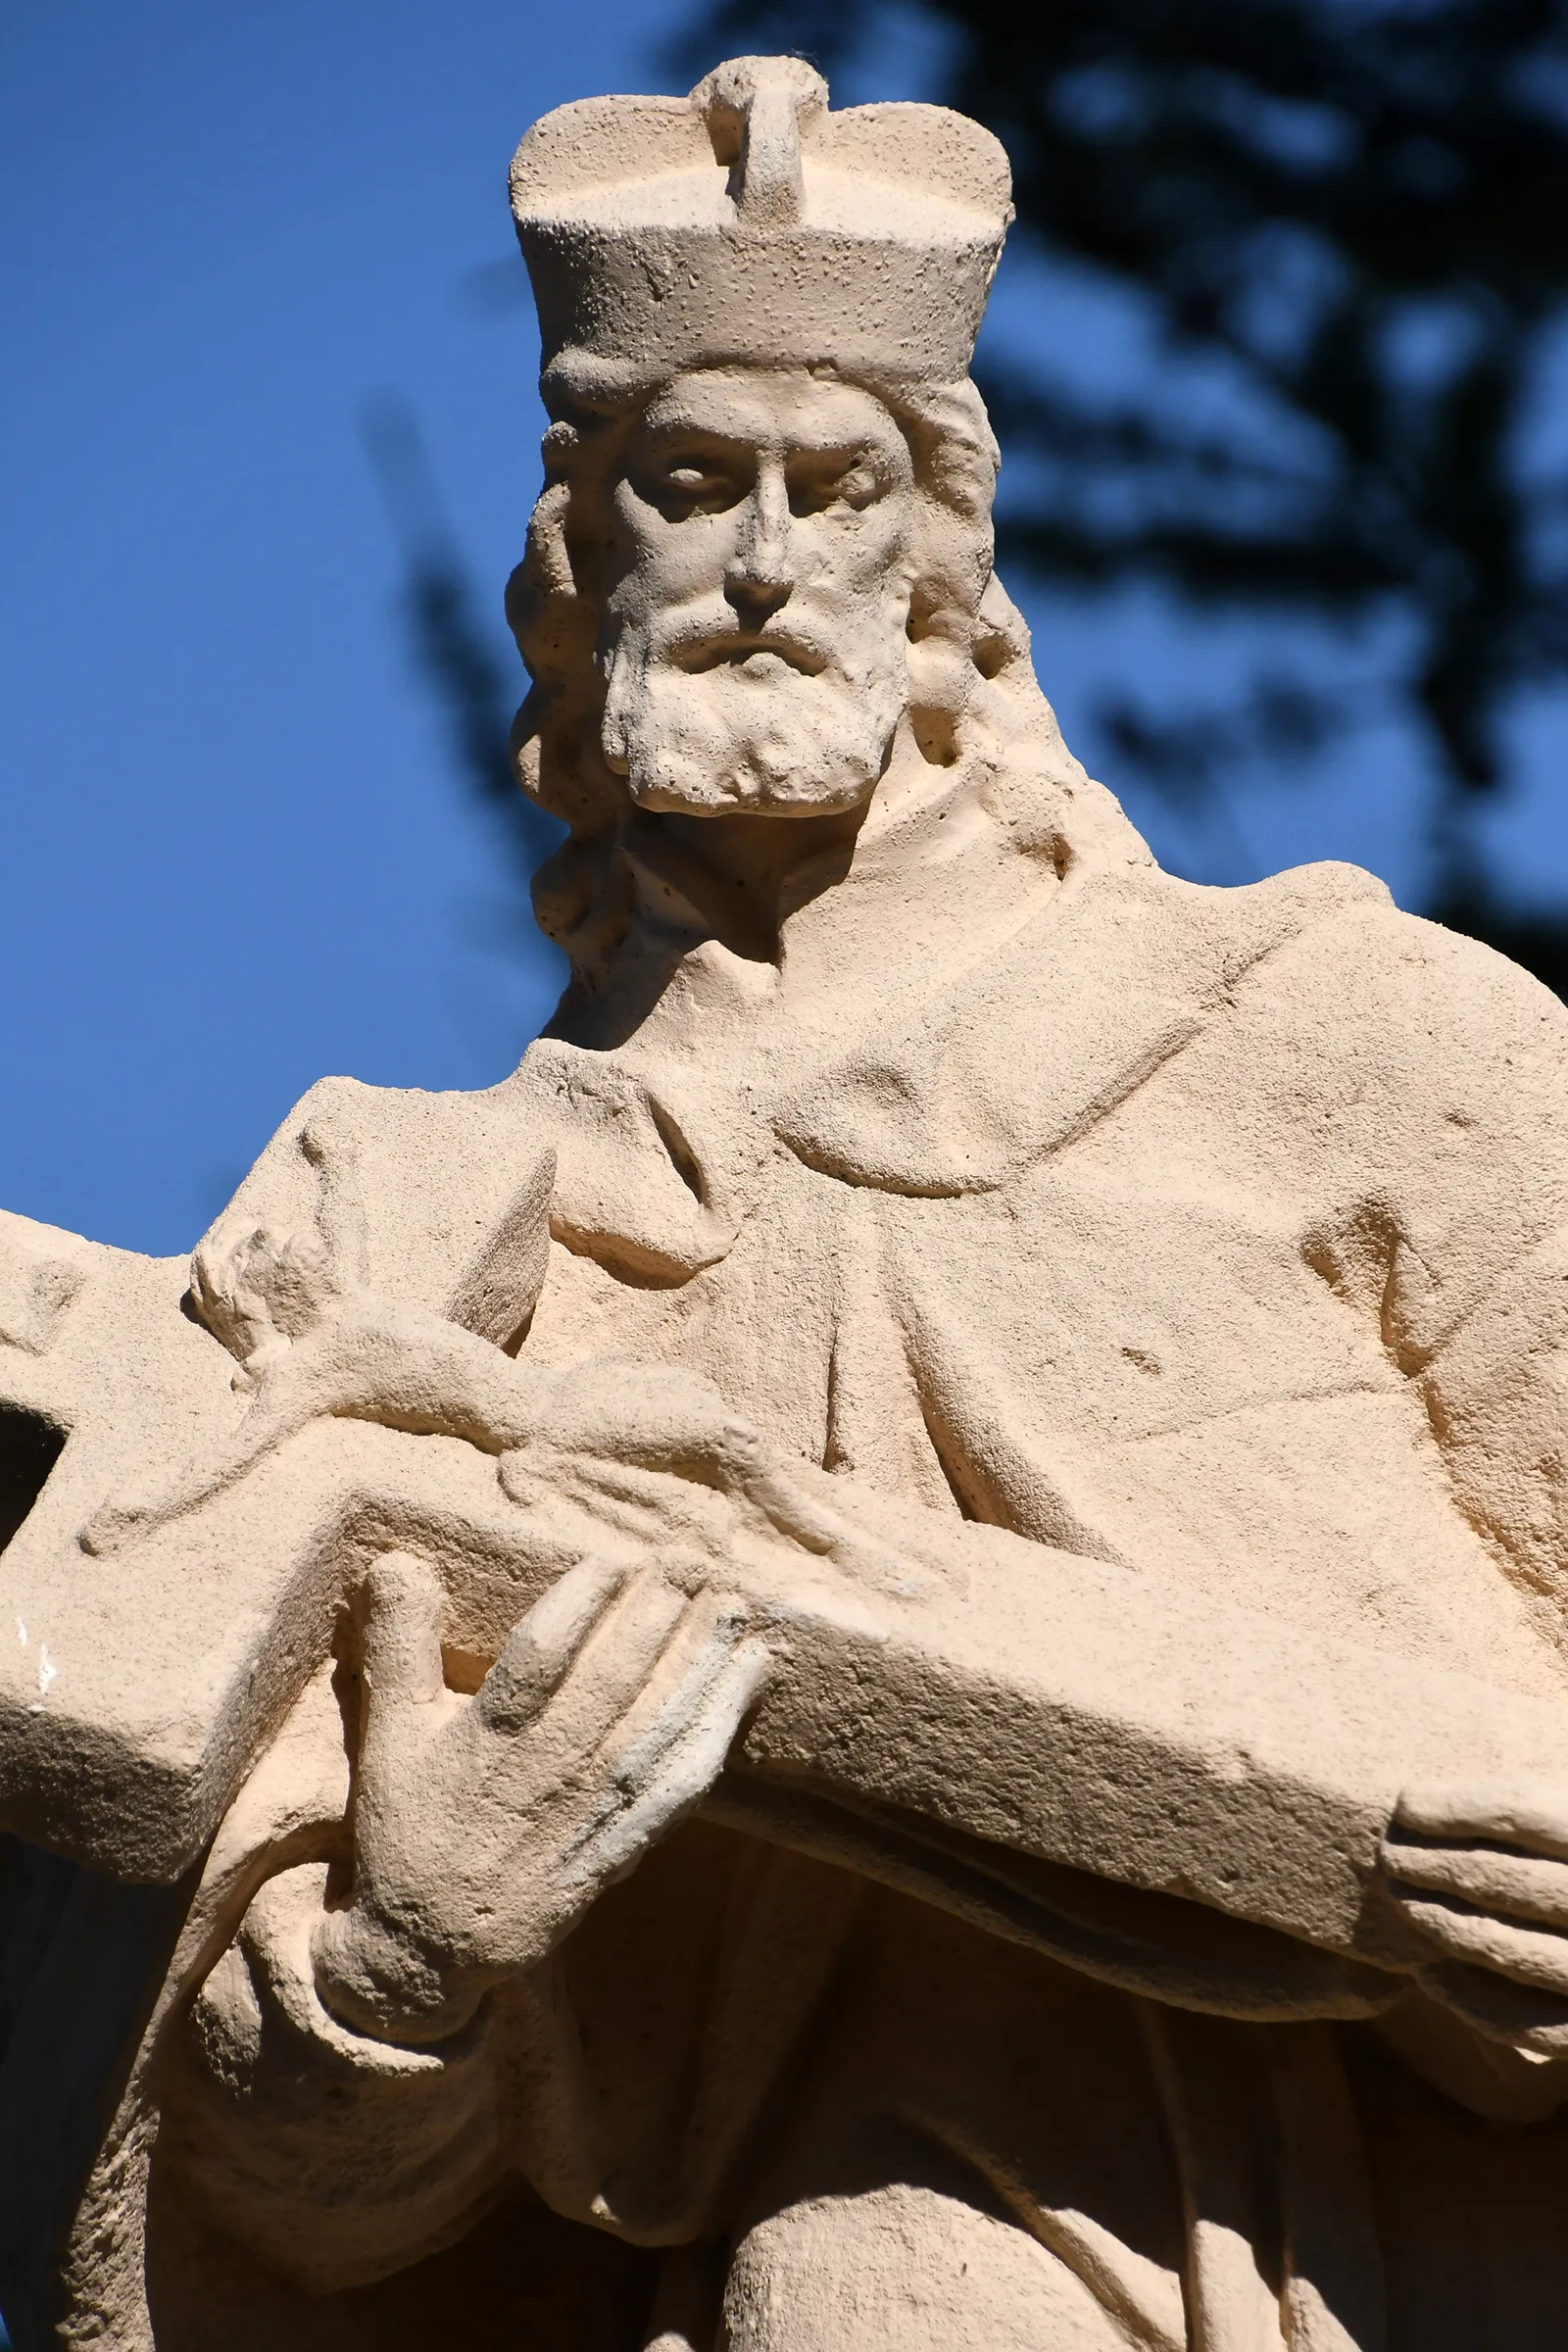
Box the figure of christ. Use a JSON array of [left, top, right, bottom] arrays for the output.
[[14, 54, 1568, 2352]]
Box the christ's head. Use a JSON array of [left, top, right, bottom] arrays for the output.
[[511, 363, 1003, 849]]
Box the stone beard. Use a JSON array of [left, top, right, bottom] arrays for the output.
[[600, 577, 909, 816], [16, 48, 1568, 2352]]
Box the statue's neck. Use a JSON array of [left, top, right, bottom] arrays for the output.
[[548, 735, 1060, 1063]]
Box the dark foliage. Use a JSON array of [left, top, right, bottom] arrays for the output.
[[688, 0, 1568, 984]]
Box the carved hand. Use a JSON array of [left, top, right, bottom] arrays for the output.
[[312, 1550, 771, 2044], [1382, 1781, 1568, 2053]]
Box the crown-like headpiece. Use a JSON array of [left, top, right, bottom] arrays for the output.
[[510, 56, 1012, 406]]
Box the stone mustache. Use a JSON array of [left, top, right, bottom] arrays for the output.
[[4, 50, 1568, 2352]]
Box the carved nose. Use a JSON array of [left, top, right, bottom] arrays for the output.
[[726, 474, 794, 625], [724, 566, 793, 626]]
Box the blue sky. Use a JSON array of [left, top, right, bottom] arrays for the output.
[[6, 1, 1568, 1257]]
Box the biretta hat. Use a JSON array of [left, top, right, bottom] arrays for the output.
[[510, 55, 1013, 409]]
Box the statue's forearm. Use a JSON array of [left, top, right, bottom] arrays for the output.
[[700, 1766, 1402, 2023], [713, 1504, 1568, 1975]]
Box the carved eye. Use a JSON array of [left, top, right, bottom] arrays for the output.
[[789, 456, 883, 515], [831, 464, 880, 508], [644, 458, 741, 517]]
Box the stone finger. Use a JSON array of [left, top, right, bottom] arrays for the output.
[[536, 1564, 688, 1752], [735, 1453, 940, 1596], [1394, 1781, 1568, 1859], [597, 1589, 757, 1788], [478, 1555, 628, 1732], [1398, 1894, 1568, 1997], [1421, 1958, 1568, 2058], [537, 1451, 737, 1549], [574, 1637, 773, 1886], [1383, 1837, 1568, 1931]]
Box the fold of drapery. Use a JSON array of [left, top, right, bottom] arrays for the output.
[[1142, 2006, 1388, 2352]]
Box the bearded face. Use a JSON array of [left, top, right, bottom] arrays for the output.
[[598, 369, 919, 817]]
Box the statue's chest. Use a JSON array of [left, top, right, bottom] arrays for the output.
[[521, 1146, 1377, 1521], [522, 1152, 897, 1485], [523, 1147, 1551, 1691]]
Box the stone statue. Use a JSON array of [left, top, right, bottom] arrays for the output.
[[9, 54, 1568, 2351]]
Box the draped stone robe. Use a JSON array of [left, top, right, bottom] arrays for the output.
[[12, 785, 1568, 2349]]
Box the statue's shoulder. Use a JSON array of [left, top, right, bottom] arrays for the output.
[[1046, 852, 1394, 988], [1125, 859, 1568, 1258], [777, 854, 1568, 1198], [1174, 855, 1568, 1067], [1051, 850, 1567, 1084], [1202, 853, 1394, 942]]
